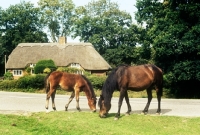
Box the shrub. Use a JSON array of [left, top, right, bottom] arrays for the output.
[[3, 72, 13, 80], [43, 68, 51, 73], [16, 74, 46, 89], [0, 80, 18, 89], [34, 59, 57, 74], [25, 67, 32, 74], [87, 75, 107, 90], [57, 67, 83, 74], [0, 71, 107, 92]]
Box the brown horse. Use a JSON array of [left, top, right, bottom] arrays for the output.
[[98, 64, 163, 119], [45, 71, 96, 112]]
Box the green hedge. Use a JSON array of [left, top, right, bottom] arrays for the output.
[[0, 73, 106, 91], [16, 74, 46, 89], [87, 75, 106, 90], [0, 80, 18, 89], [34, 59, 57, 74]]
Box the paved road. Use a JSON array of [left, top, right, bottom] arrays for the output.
[[0, 91, 200, 117]]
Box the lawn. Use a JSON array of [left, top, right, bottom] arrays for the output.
[[0, 111, 200, 135]]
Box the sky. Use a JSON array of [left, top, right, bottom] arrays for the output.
[[0, 0, 137, 42]]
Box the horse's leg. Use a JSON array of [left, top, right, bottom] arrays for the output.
[[45, 93, 50, 112], [124, 90, 132, 115], [65, 91, 75, 111], [51, 90, 56, 111], [115, 88, 125, 120], [45, 87, 55, 112], [75, 90, 81, 111], [142, 88, 152, 114], [156, 90, 162, 114]]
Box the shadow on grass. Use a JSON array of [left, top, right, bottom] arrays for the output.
[[130, 108, 172, 115], [104, 109, 172, 119]]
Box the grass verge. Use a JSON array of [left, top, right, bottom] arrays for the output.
[[0, 111, 200, 135]]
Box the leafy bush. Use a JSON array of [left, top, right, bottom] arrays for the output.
[[16, 74, 46, 89], [57, 67, 83, 74], [0, 80, 17, 89], [87, 75, 106, 90], [25, 67, 32, 74], [43, 68, 51, 73], [0, 72, 106, 92], [3, 72, 13, 80], [34, 59, 57, 74]]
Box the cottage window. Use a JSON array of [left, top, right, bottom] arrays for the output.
[[13, 70, 22, 76], [70, 63, 80, 69], [30, 63, 36, 68]]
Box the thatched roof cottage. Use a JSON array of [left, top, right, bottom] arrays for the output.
[[6, 37, 111, 79]]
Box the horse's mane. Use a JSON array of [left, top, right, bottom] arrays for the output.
[[81, 75, 96, 99], [98, 64, 129, 106]]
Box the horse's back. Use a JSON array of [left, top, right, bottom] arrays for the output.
[[125, 64, 162, 91], [128, 64, 162, 77], [48, 71, 79, 90]]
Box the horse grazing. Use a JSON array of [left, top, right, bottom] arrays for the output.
[[45, 71, 96, 112], [98, 64, 163, 119]]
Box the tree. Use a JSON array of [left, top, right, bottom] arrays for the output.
[[73, 0, 149, 67], [135, 0, 200, 97], [103, 45, 148, 66], [0, 1, 48, 75], [73, 0, 133, 55], [38, 0, 75, 42]]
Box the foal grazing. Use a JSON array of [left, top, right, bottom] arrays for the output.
[[45, 71, 96, 112], [98, 64, 163, 119]]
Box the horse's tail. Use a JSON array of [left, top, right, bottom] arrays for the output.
[[153, 65, 163, 96], [157, 75, 163, 97], [44, 72, 52, 94]]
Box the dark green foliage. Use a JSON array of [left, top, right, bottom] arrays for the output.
[[0, 73, 106, 91], [34, 59, 57, 74], [87, 75, 106, 90], [0, 2, 48, 75], [16, 74, 46, 89], [0, 80, 18, 89], [3, 72, 13, 80], [25, 67, 32, 74], [0, 74, 47, 90], [57, 67, 83, 74], [74, 0, 133, 55], [38, 0, 75, 42], [136, 0, 200, 97], [0, 0, 200, 98], [103, 45, 149, 66]]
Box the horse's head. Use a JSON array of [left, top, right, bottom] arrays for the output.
[[88, 97, 97, 112], [98, 95, 111, 118]]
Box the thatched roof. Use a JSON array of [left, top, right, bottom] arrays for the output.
[[6, 42, 111, 70]]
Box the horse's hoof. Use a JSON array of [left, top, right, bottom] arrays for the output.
[[93, 109, 96, 113], [46, 109, 49, 113], [156, 112, 162, 115], [91, 110, 96, 113], [125, 112, 130, 116], [141, 112, 147, 115], [78, 109, 81, 112], [99, 115, 106, 118], [114, 117, 119, 120]]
